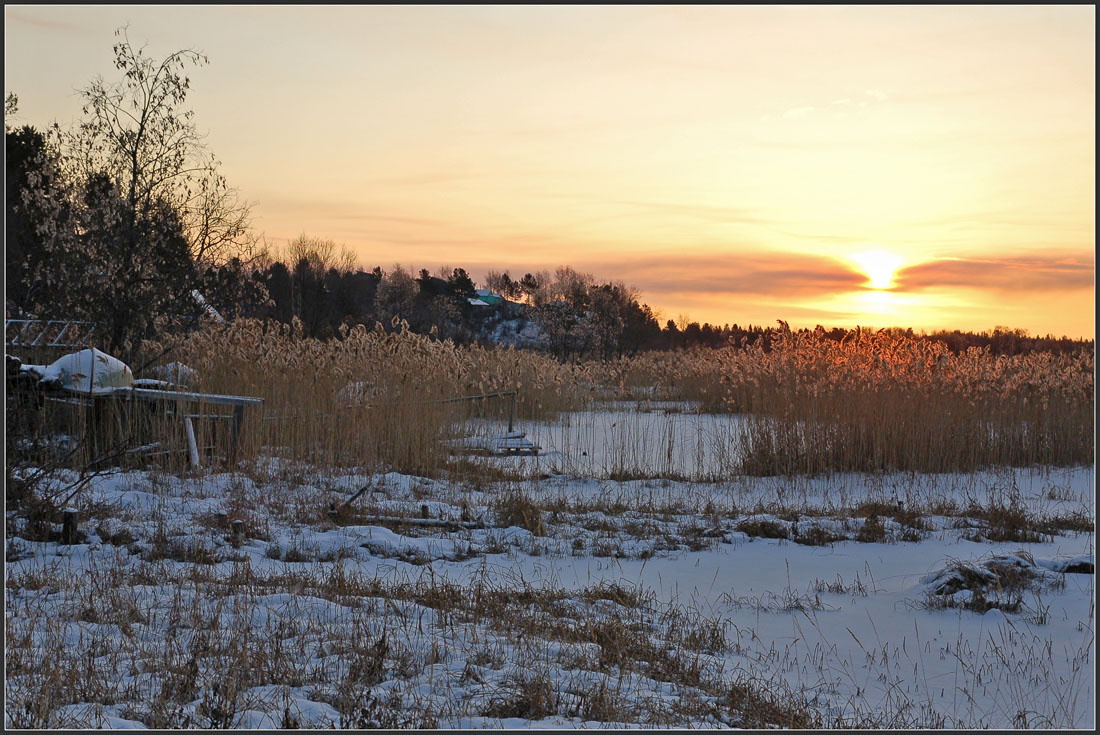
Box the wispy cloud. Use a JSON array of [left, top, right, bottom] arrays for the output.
[[894, 254, 1094, 293], [602, 199, 770, 226], [4, 9, 85, 33], [769, 88, 891, 123], [586, 252, 865, 299], [781, 106, 815, 119]]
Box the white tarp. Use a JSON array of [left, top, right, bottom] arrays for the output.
[[149, 361, 198, 387], [192, 290, 225, 323], [39, 348, 134, 395]]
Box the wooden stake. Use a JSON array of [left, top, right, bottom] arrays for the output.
[[185, 417, 200, 468], [62, 509, 78, 545]]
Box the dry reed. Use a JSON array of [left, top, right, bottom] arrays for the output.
[[610, 327, 1093, 475], [140, 319, 592, 475]]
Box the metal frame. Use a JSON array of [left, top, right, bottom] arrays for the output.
[[5, 319, 97, 349]]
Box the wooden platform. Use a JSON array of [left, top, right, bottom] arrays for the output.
[[448, 431, 541, 456]]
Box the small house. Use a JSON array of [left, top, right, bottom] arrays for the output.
[[474, 289, 504, 306]]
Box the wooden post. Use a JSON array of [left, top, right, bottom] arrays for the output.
[[508, 392, 515, 433], [421, 504, 430, 519], [185, 417, 201, 468], [121, 389, 133, 449], [229, 403, 245, 463], [231, 519, 244, 547], [89, 396, 107, 462], [62, 508, 78, 545]]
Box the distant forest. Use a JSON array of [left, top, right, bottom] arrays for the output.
[[190, 236, 1092, 360]]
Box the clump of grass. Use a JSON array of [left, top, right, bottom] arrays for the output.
[[735, 519, 788, 540], [959, 499, 1092, 542], [853, 500, 928, 532], [811, 573, 869, 597], [793, 524, 845, 546], [94, 522, 135, 547], [492, 491, 546, 535], [144, 528, 219, 565], [919, 552, 1060, 617], [582, 581, 651, 609], [726, 671, 820, 729], [483, 671, 556, 720]]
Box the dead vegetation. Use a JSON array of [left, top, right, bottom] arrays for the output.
[[8, 320, 1091, 490], [918, 551, 1069, 619], [5, 553, 818, 729], [615, 327, 1093, 475]]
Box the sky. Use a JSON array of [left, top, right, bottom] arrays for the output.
[[4, 5, 1095, 337]]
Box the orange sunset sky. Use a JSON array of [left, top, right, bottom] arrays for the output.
[[4, 5, 1095, 337]]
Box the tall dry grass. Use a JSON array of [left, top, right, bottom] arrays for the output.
[[615, 328, 1093, 475], [125, 321, 1094, 478], [146, 318, 594, 474]]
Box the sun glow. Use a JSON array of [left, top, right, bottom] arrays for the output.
[[850, 249, 904, 290]]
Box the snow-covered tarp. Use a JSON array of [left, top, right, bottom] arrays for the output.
[[148, 361, 198, 388], [192, 289, 225, 323], [38, 348, 133, 395]]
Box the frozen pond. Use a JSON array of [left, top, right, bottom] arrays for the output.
[[461, 401, 750, 480]]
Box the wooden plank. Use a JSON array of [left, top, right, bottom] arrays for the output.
[[116, 386, 264, 407]]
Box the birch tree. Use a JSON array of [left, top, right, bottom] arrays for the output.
[[19, 28, 254, 356]]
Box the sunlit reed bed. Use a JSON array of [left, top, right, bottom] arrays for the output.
[[613, 327, 1093, 475], [117, 320, 1096, 479]]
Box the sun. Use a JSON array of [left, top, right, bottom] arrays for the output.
[[850, 249, 904, 290]]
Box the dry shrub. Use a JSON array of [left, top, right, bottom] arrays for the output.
[[492, 492, 546, 535], [484, 671, 556, 720], [736, 519, 788, 540]]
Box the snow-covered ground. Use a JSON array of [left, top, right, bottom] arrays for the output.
[[5, 410, 1095, 729]]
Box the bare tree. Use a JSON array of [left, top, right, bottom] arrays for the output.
[[19, 28, 254, 356], [282, 234, 358, 276], [71, 27, 254, 266]]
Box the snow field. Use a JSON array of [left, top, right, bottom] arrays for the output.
[[5, 458, 1094, 729]]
